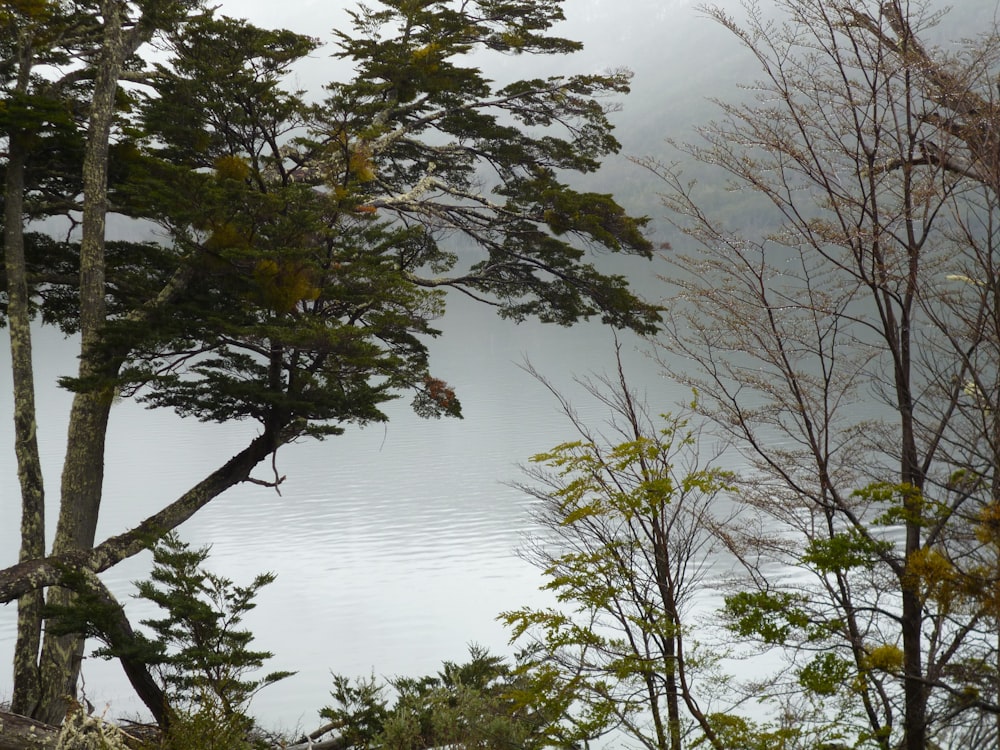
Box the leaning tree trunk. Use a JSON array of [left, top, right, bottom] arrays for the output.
[[32, 0, 126, 725]]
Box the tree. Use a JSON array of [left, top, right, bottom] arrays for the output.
[[1, 0, 204, 723], [1, 0, 76, 720], [123, 534, 292, 723], [1, 0, 659, 727], [643, 1, 1000, 748], [501, 350, 742, 750], [11, 533, 295, 749]]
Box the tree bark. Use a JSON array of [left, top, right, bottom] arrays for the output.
[[3, 20, 48, 716], [33, 0, 127, 725], [0, 711, 57, 750], [6, 130, 47, 718]]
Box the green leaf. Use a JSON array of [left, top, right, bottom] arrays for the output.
[[798, 652, 853, 696], [723, 591, 811, 644], [802, 531, 894, 573]]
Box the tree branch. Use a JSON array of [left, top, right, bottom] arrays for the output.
[[0, 427, 292, 604]]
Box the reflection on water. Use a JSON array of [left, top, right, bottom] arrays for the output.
[[0, 294, 680, 727]]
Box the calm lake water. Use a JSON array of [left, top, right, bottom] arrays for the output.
[[0, 288, 683, 730]]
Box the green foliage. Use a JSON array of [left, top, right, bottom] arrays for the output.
[[322, 673, 390, 750], [41, 533, 289, 736], [156, 703, 267, 750], [141, 15, 318, 167], [798, 653, 854, 696], [506, 402, 734, 749], [110, 35, 456, 433], [130, 533, 293, 718], [802, 531, 893, 573], [722, 591, 811, 645], [319, 646, 552, 750], [2, 0, 660, 452], [28, 0, 660, 445], [308, 0, 660, 329], [693, 713, 800, 750], [863, 644, 904, 675], [860, 483, 930, 527]]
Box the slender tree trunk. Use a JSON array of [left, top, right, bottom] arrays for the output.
[[33, 0, 125, 724], [656, 551, 681, 750], [5, 127, 47, 717], [900, 586, 926, 750], [894, 337, 927, 750], [663, 631, 680, 750], [651, 524, 693, 750], [890, 293, 927, 750], [897, 163, 928, 750], [900, 488, 926, 750]]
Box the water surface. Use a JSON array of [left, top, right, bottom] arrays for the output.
[[0, 294, 676, 729]]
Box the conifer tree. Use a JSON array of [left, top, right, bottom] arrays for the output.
[[0, 0, 659, 725]]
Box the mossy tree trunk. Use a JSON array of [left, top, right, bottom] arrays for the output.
[[32, 0, 125, 725], [6, 118, 47, 719]]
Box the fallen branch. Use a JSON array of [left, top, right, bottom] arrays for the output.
[[0, 710, 58, 750], [281, 737, 350, 750]]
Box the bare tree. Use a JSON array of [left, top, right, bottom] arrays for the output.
[[641, 1, 1000, 748]]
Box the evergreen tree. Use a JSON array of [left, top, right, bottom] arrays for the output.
[[0, 0, 659, 724]]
